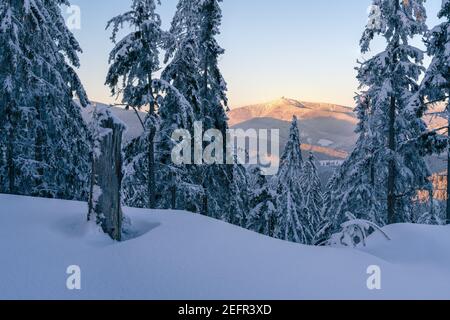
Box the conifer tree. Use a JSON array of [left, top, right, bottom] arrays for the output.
[[301, 152, 324, 238], [198, 0, 228, 130], [154, 82, 196, 210], [274, 116, 309, 244], [356, 0, 431, 223], [0, 0, 90, 200], [158, 0, 202, 211], [222, 160, 250, 227], [247, 168, 278, 237], [106, 0, 164, 209], [196, 0, 233, 218], [420, 0, 450, 224], [324, 95, 384, 233]]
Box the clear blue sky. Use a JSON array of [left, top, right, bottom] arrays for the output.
[[67, 0, 442, 108]]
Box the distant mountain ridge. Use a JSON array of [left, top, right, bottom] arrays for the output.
[[229, 98, 359, 157], [228, 97, 357, 127]]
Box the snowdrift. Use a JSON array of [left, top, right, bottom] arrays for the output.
[[0, 194, 449, 300]]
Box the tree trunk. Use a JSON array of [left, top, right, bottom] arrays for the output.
[[87, 156, 95, 222], [202, 53, 209, 217], [88, 112, 125, 241], [387, 2, 400, 225], [147, 75, 157, 209], [203, 57, 208, 107], [147, 128, 156, 209], [202, 182, 208, 216], [6, 107, 15, 194], [170, 171, 177, 210], [387, 95, 396, 225], [34, 97, 45, 196]]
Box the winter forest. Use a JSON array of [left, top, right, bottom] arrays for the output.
[[2, 0, 450, 300]]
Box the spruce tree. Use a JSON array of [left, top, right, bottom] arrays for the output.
[[196, 0, 233, 218], [0, 0, 90, 200], [247, 167, 278, 237], [154, 82, 196, 210], [106, 0, 164, 209], [301, 152, 324, 239], [357, 0, 431, 223], [222, 160, 249, 227], [420, 0, 450, 224], [274, 116, 309, 244], [198, 0, 228, 130], [158, 0, 202, 211], [324, 94, 384, 233]]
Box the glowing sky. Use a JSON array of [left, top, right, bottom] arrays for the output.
[[68, 0, 442, 109]]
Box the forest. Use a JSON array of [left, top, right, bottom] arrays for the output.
[[1, 0, 450, 248]]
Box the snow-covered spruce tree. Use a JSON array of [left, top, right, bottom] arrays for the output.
[[157, 0, 203, 211], [0, 0, 90, 200], [163, 0, 202, 117], [413, 195, 446, 226], [106, 0, 165, 209], [154, 82, 197, 211], [198, 0, 228, 129], [247, 167, 278, 237], [419, 0, 450, 224], [357, 0, 432, 224], [274, 116, 310, 244], [222, 159, 250, 227], [301, 152, 324, 238], [324, 94, 384, 236], [196, 0, 234, 218]]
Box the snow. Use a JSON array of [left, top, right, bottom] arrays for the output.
[[317, 139, 334, 147], [80, 102, 143, 143], [1, 193, 450, 300]]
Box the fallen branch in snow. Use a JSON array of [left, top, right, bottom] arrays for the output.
[[327, 212, 391, 248]]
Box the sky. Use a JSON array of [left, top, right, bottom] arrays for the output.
[[67, 0, 442, 109]]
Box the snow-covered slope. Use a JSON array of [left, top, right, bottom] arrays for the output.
[[1, 194, 450, 300]]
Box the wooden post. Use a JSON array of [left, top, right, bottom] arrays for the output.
[[88, 106, 126, 241]]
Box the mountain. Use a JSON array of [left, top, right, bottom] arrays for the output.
[[228, 97, 357, 127], [229, 98, 358, 155], [229, 97, 448, 152]]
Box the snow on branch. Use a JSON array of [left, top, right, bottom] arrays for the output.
[[327, 212, 391, 248]]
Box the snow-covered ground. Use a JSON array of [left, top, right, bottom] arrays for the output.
[[1, 194, 450, 300]]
